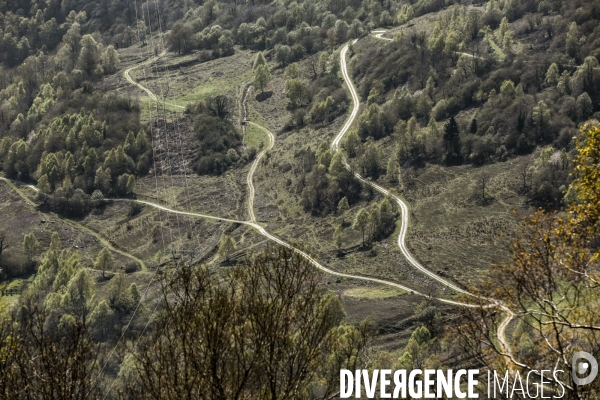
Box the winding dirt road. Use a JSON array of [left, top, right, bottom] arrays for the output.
[[246, 122, 275, 223], [0, 178, 148, 271], [363, 33, 514, 361], [123, 51, 186, 110], [2, 36, 516, 363], [335, 42, 471, 296], [112, 199, 480, 307], [81, 38, 516, 353], [113, 44, 490, 308]]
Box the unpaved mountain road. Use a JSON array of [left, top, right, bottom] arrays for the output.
[[3, 35, 516, 356], [116, 37, 503, 312], [123, 50, 186, 110]]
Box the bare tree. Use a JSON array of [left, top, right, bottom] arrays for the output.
[[519, 162, 530, 193], [476, 173, 490, 201], [0, 301, 100, 399], [120, 246, 370, 399], [454, 124, 600, 399], [206, 95, 232, 120]]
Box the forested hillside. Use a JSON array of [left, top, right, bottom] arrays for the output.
[[1, 0, 598, 208], [0, 0, 599, 397], [348, 0, 599, 206]]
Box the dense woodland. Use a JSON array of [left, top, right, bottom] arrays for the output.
[[0, 0, 600, 397], [0, 0, 597, 207], [347, 0, 600, 205], [0, 245, 370, 398]]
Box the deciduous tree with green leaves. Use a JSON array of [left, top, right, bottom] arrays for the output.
[[353, 208, 371, 247], [23, 232, 38, 263], [334, 225, 343, 252], [94, 247, 113, 279], [253, 64, 271, 95]]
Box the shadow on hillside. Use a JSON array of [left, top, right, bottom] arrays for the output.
[[255, 91, 273, 102]]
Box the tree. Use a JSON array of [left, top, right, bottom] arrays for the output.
[[121, 246, 370, 399], [67, 269, 95, 317], [379, 197, 396, 236], [0, 300, 99, 398], [135, 130, 149, 156], [334, 20, 349, 44], [126, 174, 135, 195], [360, 141, 382, 178], [102, 45, 119, 74], [63, 152, 75, 179], [116, 174, 132, 196], [284, 79, 310, 108], [532, 100, 550, 131], [334, 225, 343, 253], [167, 23, 194, 55], [253, 64, 271, 95], [310, 96, 335, 124], [387, 156, 400, 184], [108, 271, 134, 313], [217, 35, 234, 56], [124, 131, 136, 157], [218, 234, 236, 262], [94, 248, 113, 279], [337, 196, 349, 215], [500, 80, 516, 98], [23, 232, 38, 263], [37, 175, 51, 195], [89, 300, 113, 340], [50, 231, 61, 251], [337, 196, 349, 224], [407, 117, 418, 138], [425, 77, 436, 99], [566, 21, 579, 58], [577, 92, 593, 121], [329, 152, 346, 176], [397, 4, 414, 24], [469, 118, 478, 134], [503, 30, 513, 52], [307, 53, 322, 80], [129, 283, 141, 305], [206, 95, 232, 119], [353, 209, 371, 247], [275, 44, 292, 66], [498, 16, 509, 42], [284, 63, 300, 80], [4, 140, 29, 179], [253, 52, 267, 69], [454, 123, 600, 398], [94, 167, 111, 195], [227, 148, 239, 164], [476, 173, 490, 200], [83, 148, 99, 176], [77, 34, 101, 76], [344, 131, 361, 158], [545, 63, 559, 86], [443, 116, 461, 164]]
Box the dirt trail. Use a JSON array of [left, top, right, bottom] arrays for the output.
[[365, 33, 515, 364], [0, 178, 147, 271], [123, 50, 186, 110], [118, 43, 516, 351], [245, 122, 274, 223]]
